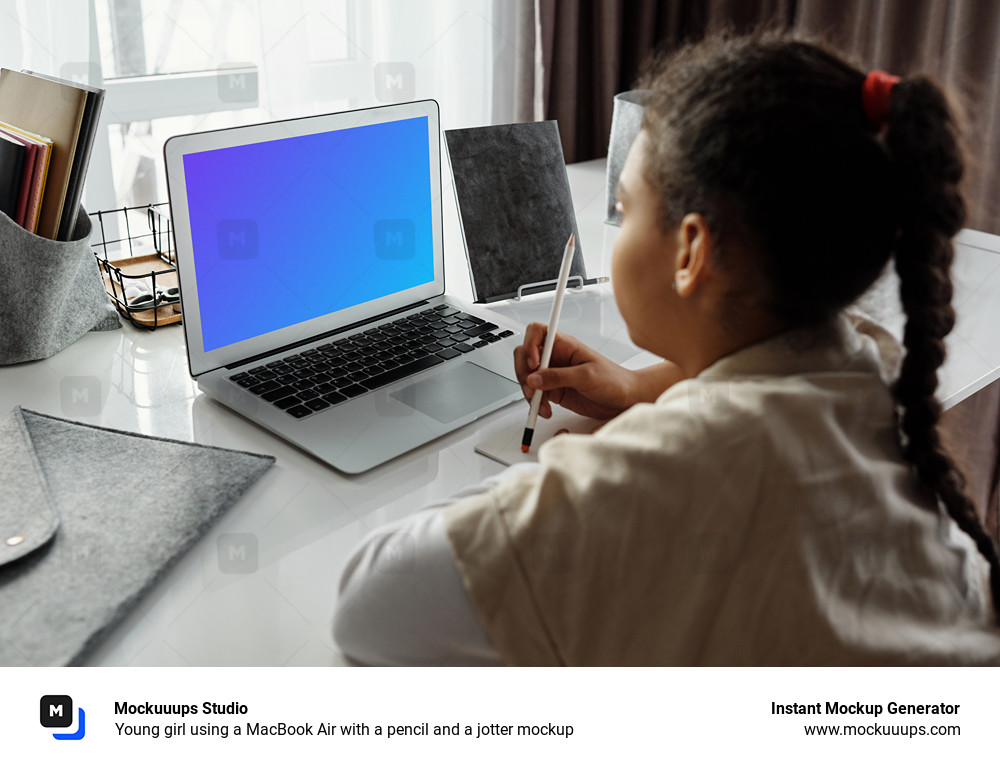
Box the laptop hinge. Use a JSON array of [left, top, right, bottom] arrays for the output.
[[224, 300, 431, 370]]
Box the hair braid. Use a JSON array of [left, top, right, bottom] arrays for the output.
[[887, 77, 1000, 620]]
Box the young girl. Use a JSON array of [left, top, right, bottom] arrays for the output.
[[333, 34, 1000, 665]]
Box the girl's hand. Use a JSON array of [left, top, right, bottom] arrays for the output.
[[513, 323, 643, 420]]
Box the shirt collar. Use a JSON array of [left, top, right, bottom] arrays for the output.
[[694, 312, 891, 382]]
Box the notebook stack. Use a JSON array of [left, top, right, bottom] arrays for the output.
[[0, 68, 104, 240]]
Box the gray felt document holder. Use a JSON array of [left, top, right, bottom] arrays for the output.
[[0, 206, 119, 365], [0, 407, 275, 666]]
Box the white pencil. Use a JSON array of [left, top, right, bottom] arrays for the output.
[[522, 232, 576, 453]]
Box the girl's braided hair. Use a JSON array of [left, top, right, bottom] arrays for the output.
[[638, 33, 1000, 621]]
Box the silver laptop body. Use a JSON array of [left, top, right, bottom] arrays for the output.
[[164, 100, 522, 473]]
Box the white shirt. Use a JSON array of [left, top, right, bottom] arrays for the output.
[[333, 467, 538, 665], [335, 314, 1000, 665]]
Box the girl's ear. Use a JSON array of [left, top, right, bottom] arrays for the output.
[[673, 213, 712, 297]]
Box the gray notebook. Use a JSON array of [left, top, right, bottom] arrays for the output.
[[445, 121, 587, 302]]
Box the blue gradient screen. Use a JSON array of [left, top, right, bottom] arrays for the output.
[[182, 116, 435, 351]]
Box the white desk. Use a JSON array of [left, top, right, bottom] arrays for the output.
[[2, 159, 999, 666]]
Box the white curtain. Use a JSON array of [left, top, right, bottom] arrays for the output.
[[365, 0, 496, 129], [255, 0, 509, 129], [1, 0, 515, 208], [0, 0, 95, 80]]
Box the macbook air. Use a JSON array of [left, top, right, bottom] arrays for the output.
[[164, 99, 523, 473]]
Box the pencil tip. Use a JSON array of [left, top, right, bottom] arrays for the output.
[[568, 232, 575, 246]]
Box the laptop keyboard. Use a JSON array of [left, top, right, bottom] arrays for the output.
[[228, 304, 515, 419]]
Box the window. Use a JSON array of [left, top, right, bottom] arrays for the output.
[[0, 0, 511, 211], [93, 0, 364, 208]]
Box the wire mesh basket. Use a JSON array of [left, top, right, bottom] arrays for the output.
[[90, 203, 180, 329]]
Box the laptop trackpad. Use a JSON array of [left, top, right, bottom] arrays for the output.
[[391, 363, 520, 424]]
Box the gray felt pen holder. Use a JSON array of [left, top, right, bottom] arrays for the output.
[[605, 90, 650, 226], [0, 206, 119, 365]]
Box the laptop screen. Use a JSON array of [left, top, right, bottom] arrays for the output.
[[180, 115, 435, 352]]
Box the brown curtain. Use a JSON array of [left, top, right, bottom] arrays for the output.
[[794, 0, 1000, 235], [536, 0, 796, 164], [536, 0, 1000, 234]]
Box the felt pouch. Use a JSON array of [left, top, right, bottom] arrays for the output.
[[0, 206, 119, 365]]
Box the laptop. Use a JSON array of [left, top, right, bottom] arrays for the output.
[[164, 99, 524, 473]]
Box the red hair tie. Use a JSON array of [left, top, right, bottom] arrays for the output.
[[862, 70, 900, 130]]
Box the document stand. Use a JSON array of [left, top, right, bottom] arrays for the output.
[[514, 275, 585, 301]]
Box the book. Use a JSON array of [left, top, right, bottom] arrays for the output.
[[0, 130, 25, 220], [0, 68, 88, 239], [444, 120, 587, 302], [10, 134, 36, 226], [0, 121, 53, 234], [22, 70, 105, 240]]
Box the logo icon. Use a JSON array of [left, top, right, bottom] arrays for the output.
[[373, 533, 415, 574], [40, 695, 86, 740], [216, 63, 259, 103], [59, 376, 102, 417], [686, 379, 731, 415], [374, 219, 415, 260], [217, 219, 259, 260], [218, 533, 258, 574], [373, 62, 415, 102], [58, 62, 101, 97]]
